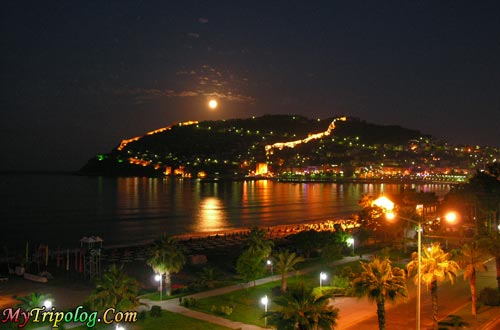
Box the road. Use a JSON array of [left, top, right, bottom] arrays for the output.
[[335, 258, 499, 330]]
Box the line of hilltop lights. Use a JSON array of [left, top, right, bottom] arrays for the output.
[[109, 118, 499, 183]]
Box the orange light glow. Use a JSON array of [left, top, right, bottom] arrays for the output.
[[372, 196, 395, 212], [386, 212, 396, 221], [444, 212, 458, 224], [265, 116, 347, 153]]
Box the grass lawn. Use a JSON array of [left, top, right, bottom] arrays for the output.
[[190, 259, 370, 327], [191, 281, 279, 327], [68, 310, 232, 330]]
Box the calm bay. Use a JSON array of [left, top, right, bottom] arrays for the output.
[[1, 174, 452, 250]]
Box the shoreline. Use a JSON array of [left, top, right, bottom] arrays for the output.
[[2, 170, 464, 185], [0, 218, 350, 263]]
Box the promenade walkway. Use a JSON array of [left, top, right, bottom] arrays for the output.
[[140, 255, 500, 330], [139, 254, 366, 330]]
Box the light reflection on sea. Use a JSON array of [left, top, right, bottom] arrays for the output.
[[0, 174, 452, 249]]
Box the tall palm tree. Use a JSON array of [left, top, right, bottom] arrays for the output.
[[407, 243, 460, 330], [457, 242, 487, 315], [478, 231, 500, 291], [265, 283, 339, 330], [245, 227, 274, 257], [274, 250, 305, 293], [86, 264, 140, 311], [352, 257, 407, 330], [147, 235, 186, 296]]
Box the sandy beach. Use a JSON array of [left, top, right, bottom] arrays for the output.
[[0, 219, 348, 310]]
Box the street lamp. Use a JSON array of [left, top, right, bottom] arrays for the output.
[[347, 237, 355, 255], [319, 272, 327, 289], [444, 212, 458, 225], [375, 196, 458, 330], [387, 212, 423, 330], [267, 259, 273, 278], [155, 274, 163, 301], [43, 299, 52, 309], [261, 295, 269, 326]]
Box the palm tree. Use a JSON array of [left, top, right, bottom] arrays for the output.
[[478, 231, 500, 291], [147, 234, 186, 296], [457, 242, 487, 315], [16, 292, 52, 310], [352, 257, 407, 330], [274, 250, 305, 293], [200, 266, 218, 288], [265, 283, 339, 330], [86, 264, 140, 311], [245, 227, 274, 257], [407, 243, 460, 330]]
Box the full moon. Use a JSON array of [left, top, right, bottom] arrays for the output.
[[208, 99, 218, 109]]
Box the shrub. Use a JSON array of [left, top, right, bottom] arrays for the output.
[[330, 275, 350, 289], [337, 266, 354, 279], [181, 297, 197, 308], [479, 287, 500, 306], [210, 304, 234, 315], [438, 315, 468, 327], [137, 310, 147, 321], [150, 305, 162, 317]]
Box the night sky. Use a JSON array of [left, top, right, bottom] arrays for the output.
[[1, 1, 499, 171]]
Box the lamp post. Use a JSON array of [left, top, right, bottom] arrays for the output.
[[375, 196, 458, 330], [43, 299, 52, 309], [388, 212, 422, 330], [373, 196, 421, 330], [261, 295, 269, 326], [319, 272, 327, 289], [155, 274, 162, 301], [267, 259, 273, 278], [347, 237, 355, 255]]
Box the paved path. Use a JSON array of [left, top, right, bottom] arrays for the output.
[[140, 254, 367, 330]]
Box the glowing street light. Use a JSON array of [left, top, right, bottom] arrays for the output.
[[444, 212, 458, 225], [261, 295, 269, 326], [116, 325, 125, 330], [43, 299, 52, 309], [155, 274, 163, 301], [319, 272, 327, 289], [347, 237, 355, 255], [372, 196, 395, 212], [267, 259, 274, 278]]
